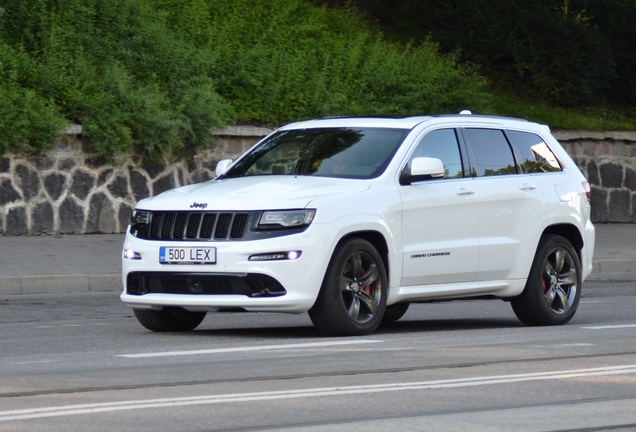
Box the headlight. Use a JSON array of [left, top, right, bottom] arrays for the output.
[[129, 209, 151, 238], [257, 209, 315, 229], [130, 209, 150, 226]]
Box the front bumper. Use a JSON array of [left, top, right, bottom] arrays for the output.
[[120, 224, 333, 313]]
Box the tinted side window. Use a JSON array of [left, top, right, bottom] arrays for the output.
[[463, 128, 517, 177], [506, 130, 562, 173], [407, 129, 463, 178]]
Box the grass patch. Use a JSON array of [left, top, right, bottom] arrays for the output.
[[488, 89, 636, 130]]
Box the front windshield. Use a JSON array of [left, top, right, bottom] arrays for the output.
[[223, 127, 408, 179]]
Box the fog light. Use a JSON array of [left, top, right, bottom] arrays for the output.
[[123, 249, 142, 260], [287, 250, 301, 260], [249, 251, 302, 261]]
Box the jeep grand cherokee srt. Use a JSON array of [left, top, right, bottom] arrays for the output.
[[121, 112, 595, 336]]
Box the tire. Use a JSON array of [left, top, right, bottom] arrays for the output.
[[511, 235, 582, 326], [133, 308, 206, 332], [309, 238, 388, 336], [382, 302, 410, 323]]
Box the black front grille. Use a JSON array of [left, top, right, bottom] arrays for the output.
[[139, 211, 251, 241], [126, 272, 287, 297]]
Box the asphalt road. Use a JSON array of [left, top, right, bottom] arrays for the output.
[[1, 272, 636, 432]]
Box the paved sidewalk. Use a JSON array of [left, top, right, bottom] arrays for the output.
[[0, 233, 124, 295], [0, 224, 634, 295]]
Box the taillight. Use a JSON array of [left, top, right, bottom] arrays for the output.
[[582, 181, 591, 199]]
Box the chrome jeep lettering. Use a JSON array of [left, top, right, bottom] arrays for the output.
[[190, 202, 208, 209]]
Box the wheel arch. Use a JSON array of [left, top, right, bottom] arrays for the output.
[[336, 230, 390, 280], [541, 223, 584, 259]]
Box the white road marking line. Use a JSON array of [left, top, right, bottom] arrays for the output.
[[530, 343, 595, 348], [117, 339, 384, 358], [2, 365, 636, 422], [582, 324, 636, 330], [561, 343, 595, 347], [37, 323, 110, 328]]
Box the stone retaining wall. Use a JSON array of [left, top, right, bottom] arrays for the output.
[[0, 126, 270, 235], [1, 127, 634, 235], [556, 130, 636, 223]]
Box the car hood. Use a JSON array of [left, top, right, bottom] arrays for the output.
[[136, 176, 372, 211]]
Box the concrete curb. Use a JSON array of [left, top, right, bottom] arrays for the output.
[[0, 274, 122, 295], [593, 259, 636, 274]]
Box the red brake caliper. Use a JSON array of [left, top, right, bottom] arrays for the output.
[[542, 277, 548, 293], [361, 265, 372, 294]]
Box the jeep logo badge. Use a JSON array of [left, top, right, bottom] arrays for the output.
[[190, 202, 208, 209]]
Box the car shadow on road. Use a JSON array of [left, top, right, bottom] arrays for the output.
[[172, 316, 524, 339], [377, 317, 524, 335], [191, 328, 322, 339]]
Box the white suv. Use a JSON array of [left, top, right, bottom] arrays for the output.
[[121, 112, 595, 336]]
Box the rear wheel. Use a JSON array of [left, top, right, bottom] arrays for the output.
[[133, 308, 206, 332], [309, 238, 387, 336], [511, 235, 581, 326]]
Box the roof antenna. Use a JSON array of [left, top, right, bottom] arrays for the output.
[[459, 110, 472, 115]]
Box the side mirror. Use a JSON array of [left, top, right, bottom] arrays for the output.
[[215, 159, 233, 177], [400, 157, 445, 185]]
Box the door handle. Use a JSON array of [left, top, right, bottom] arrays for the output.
[[520, 183, 537, 191], [456, 188, 475, 196]]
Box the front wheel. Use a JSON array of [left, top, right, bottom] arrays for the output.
[[382, 302, 410, 323], [133, 308, 206, 332], [309, 238, 387, 336], [511, 235, 581, 326]]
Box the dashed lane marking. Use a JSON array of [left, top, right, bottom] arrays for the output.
[[117, 339, 384, 358]]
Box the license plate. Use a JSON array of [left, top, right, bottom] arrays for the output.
[[159, 247, 216, 264]]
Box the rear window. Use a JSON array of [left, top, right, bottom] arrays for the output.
[[506, 130, 562, 173]]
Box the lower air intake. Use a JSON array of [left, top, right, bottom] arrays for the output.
[[126, 272, 286, 297]]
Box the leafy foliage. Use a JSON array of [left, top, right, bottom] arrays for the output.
[[160, 0, 491, 123], [0, 0, 490, 157], [1, 0, 228, 158], [0, 43, 66, 154], [329, 0, 635, 110]]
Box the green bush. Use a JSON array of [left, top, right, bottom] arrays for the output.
[[200, 0, 490, 123], [0, 43, 66, 154], [0, 0, 491, 158], [1, 0, 228, 158]]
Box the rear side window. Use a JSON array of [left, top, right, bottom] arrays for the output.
[[506, 130, 562, 173], [462, 128, 517, 177]]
